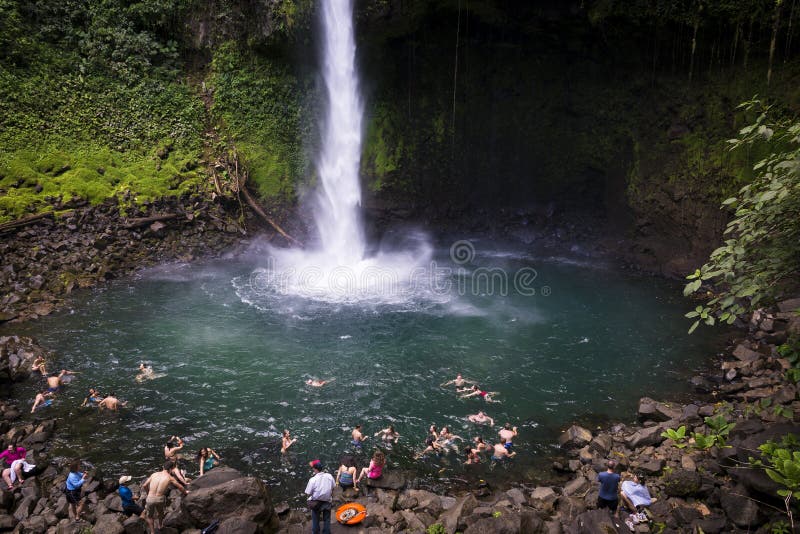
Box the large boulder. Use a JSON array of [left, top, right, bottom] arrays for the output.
[[558, 426, 592, 449], [662, 470, 702, 497], [439, 493, 478, 534], [180, 468, 273, 530], [565, 509, 625, 534], [625, 425, 665, 449], [725, 422, 800, 498], [364, 471, 405, 490], [92, 513, 125, 534], [721, 488, 760, 528]]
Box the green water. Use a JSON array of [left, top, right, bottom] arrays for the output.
[[3, 242, 719, 500]]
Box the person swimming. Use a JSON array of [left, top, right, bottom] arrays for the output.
[[467, 411, 495, 426], [351, 425, 367, 448], [135, 362, 161, 382], [306, 378, 335, 387], [374, 425, 400, 447], [459, 385, 500, 403]]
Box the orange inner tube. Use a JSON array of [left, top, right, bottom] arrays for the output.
[[336, 502, 367, 525]]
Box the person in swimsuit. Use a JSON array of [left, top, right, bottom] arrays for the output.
[[441, 373, 475, 388], [306, 378, 335, 387], [136, 363, 155, 382], [31, 356, 47, 376], [438, 427, 465, 452], [355, 450, 385, 491], [140, 460, 188, 534], [281, 429, 297, 454], [429, 425, 439, 439], [416, 431, 443, 458], [98, 392, 127, 411], [81, 388, 104, 407], [196, 447, 220, 476], [464, 448, 481, 464], [335, 456, 357, 489], [164, 436, 184, 460], [374, 425, 400, 446], [459, 385, 500, 403], [468, 411, 495, 426], [472, 436, 489, 453], [491, 442, 516, 461], [31, 390, 53, 413], [47, 369, 76, 393], [498, 423, 518, 451], [351, 425, 367, 448]]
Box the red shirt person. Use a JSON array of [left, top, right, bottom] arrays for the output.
[[0, 445, 26, 466]]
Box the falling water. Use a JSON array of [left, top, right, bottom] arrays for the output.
[[315, 0, 365, 264], [254, 0, 433, 303]]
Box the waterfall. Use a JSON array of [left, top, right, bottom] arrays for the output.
[[315, 0, 365, 264]]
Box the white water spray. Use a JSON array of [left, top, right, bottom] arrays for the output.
[[252, 0, 435, 304]]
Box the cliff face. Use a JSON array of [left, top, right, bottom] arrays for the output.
[[3, 0, 800, 276]]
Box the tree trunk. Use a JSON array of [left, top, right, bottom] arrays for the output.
[[689, 13, 700, 82], [785, 0, 797, 61], [768, 0, 784, 86]]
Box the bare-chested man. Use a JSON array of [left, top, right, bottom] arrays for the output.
[[306, 378, 334, 387], [47, 369, 76, 393], [441, 373, 475, 388], [98, 392, 127, 411], [491, 442, 516, 461], [140, 460, 188, 534], [467, 411, 494, 426], [351, 425, 367, 449], [498, 423, 518, 452]]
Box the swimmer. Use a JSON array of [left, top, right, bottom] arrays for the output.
[[47, 369, 77, 393], [135, 362, 155, 382], [351, 425, 367, 448], [491, 442, 516, 461], [31, 390, 53, 413], [31, 356, 47, 376], [374, 425, 400, 445], [81, 388, 104, 407], [197, 447, 220, 476], [415, 431, 443, 458], [459, 385, 500, 403], [438, 427, 465, 452], [305, 378, 335, 387], [467, 411, 495, 426], [429, 425, 439, 440], [498, 423, 518, 451], [280, 429, 297, 454], [441, 373, 476, 388], [472, 436, 489, 453], [98, 392, 127, 411], [464, 448, 480, 465]]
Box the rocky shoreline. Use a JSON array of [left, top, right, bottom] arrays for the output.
[[2, 201, 800, 532], [0, 299, 797, 533]]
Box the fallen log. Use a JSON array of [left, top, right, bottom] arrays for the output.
[[0, 210, 74, 234], [239, 180, 302, 247], [123, 213, 179, 229]]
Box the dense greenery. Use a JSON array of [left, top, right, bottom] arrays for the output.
[[208, 42, 313, 200], [684, 100, 800, 331]]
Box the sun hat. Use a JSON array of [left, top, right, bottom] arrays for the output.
[[119, 475, 132, 484]]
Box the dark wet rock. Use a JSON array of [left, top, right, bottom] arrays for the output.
[[365, 471, 405, 490], [720, 488, 760, 528], [14, 514, 46, 534], [670, 504, 702, 524], [726, 422, 800, 497], [122, 516, 146, 534], [464, 507, 522, 534], [692, 514, 727, 534], [92, 514, 125, 534], [181, 469, 273, 528], [565, 509, 625, 534], [558, 425, 592, 449], [662, 470, 702, 497], [777, 298, 800, 313], [439, 493, 478, 534]]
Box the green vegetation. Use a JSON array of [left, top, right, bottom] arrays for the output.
[[684, 100, 800, 331], [750, 434, 800, 531], [208, 42, 312, 200], [661, 425, 689, 448]]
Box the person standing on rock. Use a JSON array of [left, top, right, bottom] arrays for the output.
[[140, 460, 188, 534], [66, 459, 87, 522], [596, 459, 621, 517], [305, 459, 335, 534]]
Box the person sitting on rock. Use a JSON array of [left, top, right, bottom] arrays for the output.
[[620, 472, 652, 519], [196, 447, 220, 476], [31, 355, 47, 376], [355, 450, 385, 491], [335, 456, 357, 489], [0, 444, 26, 467], [98, 391, 127, 411], [31, 390, 54, 413]]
